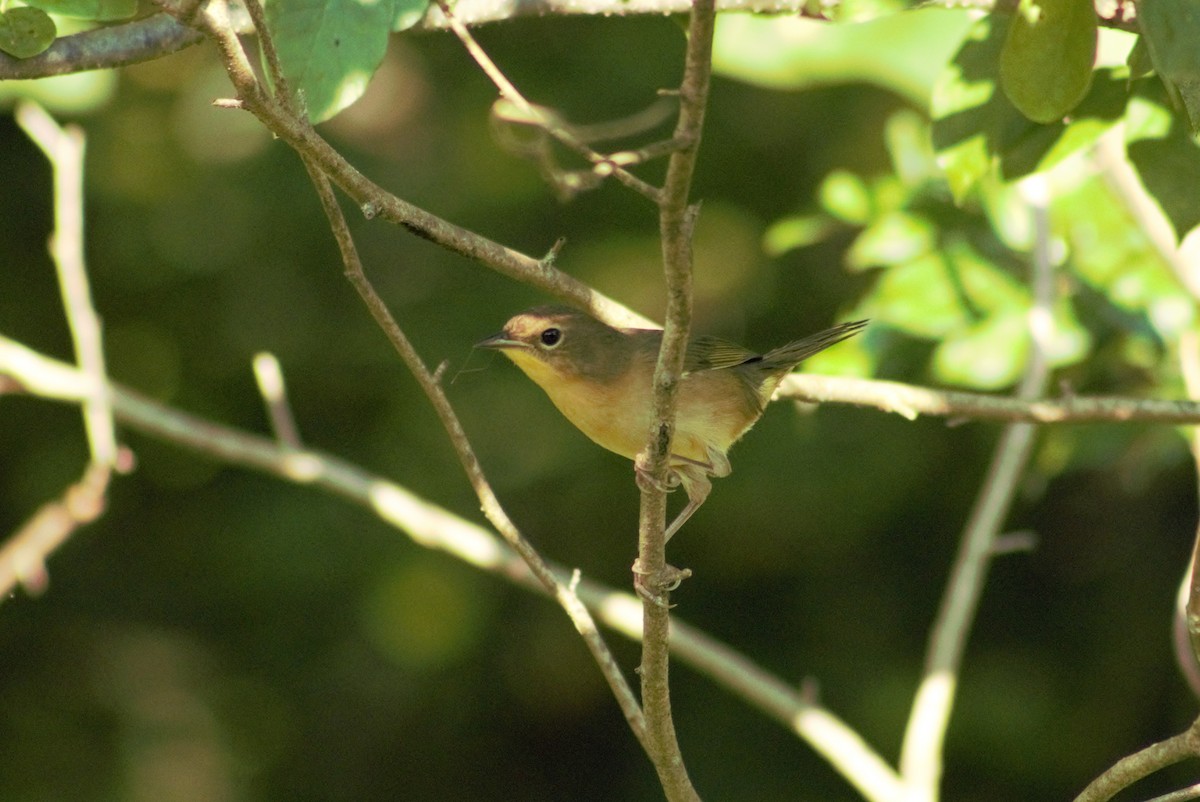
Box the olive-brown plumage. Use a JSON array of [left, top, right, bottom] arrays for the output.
[[477, 306, 866, 539]]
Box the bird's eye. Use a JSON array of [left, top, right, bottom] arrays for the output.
[[540, 328, 562, 348]]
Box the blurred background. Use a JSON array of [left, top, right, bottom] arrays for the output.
[[1, 9, 1197, 801]]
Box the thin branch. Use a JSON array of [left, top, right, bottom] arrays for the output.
[[150, 0, 655, 332], [252, 352, 303, 449], [0, 0, 831, 81], [0, 464, 111, 598], [634, 0, 716, 798], [437, 0, 664, 202], [1073, 717, 1200, 802], [779, 373, 1200, 424], [899, 176, 1056, 800], [15, 101, 117, 469], [0, 13, 202, 80], [300, 150, 650, 747], [3, 102, 120, 601], [1175, 330, 1200, 700], [0, 332, 905, 799]]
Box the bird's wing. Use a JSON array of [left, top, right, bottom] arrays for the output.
[[684, 336, 759, 373]]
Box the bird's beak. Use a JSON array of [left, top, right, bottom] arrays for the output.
[[474, 332, 523, 350]]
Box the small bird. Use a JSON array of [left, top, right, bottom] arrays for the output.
[[477, 306, 867, 540]]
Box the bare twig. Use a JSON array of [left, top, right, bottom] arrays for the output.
[[1175, 330, 1200, 700], [3, 103, 119, 601], [0, 0, 832, 81], [779, 373, 1200, 424], [0, 332, 905, 798], [899, 176, 1056, 800], [1073, 717, 1200, 802], [0, 13, 203, 80], [15, 102, 117, 469], [0, 464, 111, 598], [252, 352, 303, 449], [437, 0, 664, 202]]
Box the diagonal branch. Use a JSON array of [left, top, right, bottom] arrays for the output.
[[297, 146, 649, 747], [0, 330, 904, 799], [899, 177, 1057, 800], [150, 0, 654, 331]]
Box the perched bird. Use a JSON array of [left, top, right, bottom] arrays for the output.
[[477, 306, 867, 540]]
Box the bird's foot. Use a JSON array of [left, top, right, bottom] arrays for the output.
[[632, 559, 692, 606], [634, 452, 681, 494]]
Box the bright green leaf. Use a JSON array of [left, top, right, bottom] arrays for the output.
[[713, 9, 976, 107], [999, 0, 1097, 124], [22, 0, 137, 21], [933, 312, 1028, 389], [884, 109, 939, 186], [819, 170, 872, 224], [1049, 299, 1092, 367], [859, 240, 1028, 341], [935, 19, 1127, 199], [763, 214, 838, 256], [932, 16, 1012, 201], [263, 0, 396, 123], [846, 211, 935, 270], [1054, 170, 1195, 335], [392, 0, 429, 30]]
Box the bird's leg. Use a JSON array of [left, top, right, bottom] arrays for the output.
[[664, 464, 711, 542]]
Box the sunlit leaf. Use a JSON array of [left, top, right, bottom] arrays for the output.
[[932, 16, 1014, 201], [846, 211, 935, 270], [933, 311, 1028, 388], [999, 0, 1097, 124], [859, 241, 1027, 340], [392, 0, 429, 30], [713, 9, 975, 106], [819, 170, 873, 224], [1053, 170, 1196, 335], [263, 0, 396, 123], [763, 214, 838, 256]]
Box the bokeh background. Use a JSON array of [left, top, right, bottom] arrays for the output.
[[1, 10, 1197, 801]]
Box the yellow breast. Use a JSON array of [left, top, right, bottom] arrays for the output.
[[504, 349, 760, 469]]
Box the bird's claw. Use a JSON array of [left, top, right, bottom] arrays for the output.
[[632, 559, 692, 606]]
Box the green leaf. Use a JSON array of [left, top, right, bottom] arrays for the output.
[[763, 214, 838, 256], [263, 0, 397, 123], [934, 18, 1127, 199], [1054, 169, 1195, 335], [933, 311, 1028, 389], [22, 0, 137, 21], [0, 7, 56, 59], [859, 242, 1027, 339], [999, 70, 1129, 178], [1138, 0, 1200, 133], [846, 211, 935, 270], [932, 16, 1015, 201], [713, 9, 976, 107], [392, 0, 429, 31], [999, 0, 1097, 124], [819, 170, 873, 224], [1126, 83, 1200, 243]]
